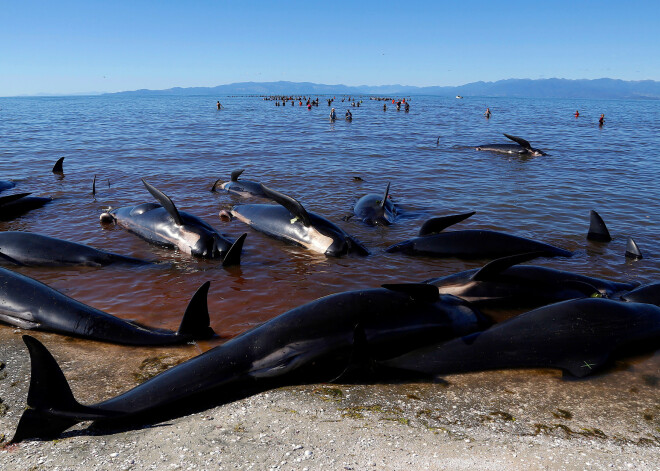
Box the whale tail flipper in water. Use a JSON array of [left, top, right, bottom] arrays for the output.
[[587, 210, 612, 242], [418, 211, 476, 236], [222, 233, 247, 267], [11, 336, 112, 443], [141, 179, 184, 226], [177, 281, 215, 339]]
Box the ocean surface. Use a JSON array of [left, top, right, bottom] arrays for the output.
[[0, 93, 658, 360]]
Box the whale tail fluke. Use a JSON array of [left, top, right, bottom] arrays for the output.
[[222, 233, 247, 267], [625, 238, 643, 260], [177, 282, 215, 340], [418, 211, 476, 236], [11, 336, 106, 443], [587, 210, 612, 242]]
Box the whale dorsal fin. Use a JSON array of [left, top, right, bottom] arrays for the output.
[[92, 175, 97, 196], [222, 233, 247, 267], [52, 157, 64, 174], [382, 283, 439, 302], [418, 211, 476, 236], [503, 134, 532, 150], [260, 183, 311, 227], [625, 237, 643, 260], [0, 192, 32, 207], [587, 210, 612, 242], [230, 169, 245, 182], [141, 179, 183, 226], [472, 251, 548, 281], [380, 182, 391, 209], [177, 282, 215, 339]]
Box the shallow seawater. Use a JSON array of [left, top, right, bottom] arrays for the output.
[[0, 94, 658, 375]]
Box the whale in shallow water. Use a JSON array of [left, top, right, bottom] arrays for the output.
[[386, 212, 572, 259], [0, 180, 16, 193], [424, 251, 639, 309], [353, 183, 397, 226], [621, 282, 660, 307], [101, 179, 246, 264], [11, 284, 488, 442], [476, 134, 545, 156], [0, 266, 215, 345], [381, 297, 660, 378], [0, 232, 150, 267], [211, 169, 267, 198], [227, 184, 369, 257], [0, 193, 52, 221]]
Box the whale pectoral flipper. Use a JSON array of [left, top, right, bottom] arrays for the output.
[[222, 233, 247, 267], [11, 336, 109, 443], [230, 169, 245, 182], [259, 184, 311, 227], [141, 179, 184, 226], [503, 134, 532, 150], [418, 211, 476, 236], [471, 251, 548, 281], [560, 352, 611, 378], [380, 182, 391, 209], [382, 283, 440, 302], [0, 193, 33, 208], [0, 250, 26, 266], [210, 179, 223, 192], [177, 282, 215, 339]]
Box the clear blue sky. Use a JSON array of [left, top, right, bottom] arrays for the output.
[[2, 0, 658, 96]]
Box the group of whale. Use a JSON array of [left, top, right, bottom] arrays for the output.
[[2, 156, 658, 443]]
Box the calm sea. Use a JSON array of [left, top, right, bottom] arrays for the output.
[[1, 93, 658, 342]]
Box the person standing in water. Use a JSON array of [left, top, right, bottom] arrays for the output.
[[574, 110, 580, 118], [484, 107, 491, 119], [216, 101, 223, 110], [599, 113, 605, 126], [330, 108, 336, 121]]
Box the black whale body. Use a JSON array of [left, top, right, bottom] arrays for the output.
[[0, 193, 52, 221], [476, 134, 545, 156], [0, 232, 149, 267], [12, 284, 487, 442], [0, 180, 16, 193], [425, 252, 638, 309], [381, 297, 660, 378], [213, 168, 267, 198], [230, 184, 368, 257], [102, 180, 245, 264], [0, 266, 214, 345], [386, 212, 572, 259], [353, 183, 397, 226]]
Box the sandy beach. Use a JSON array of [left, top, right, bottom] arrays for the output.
[[1, 328, 658, 470]]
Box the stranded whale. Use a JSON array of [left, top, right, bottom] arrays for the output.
[[101, 179, 246, 264], [211, 169, 268, 198], [476, 134, 545, 156], [353, 183, 397, 226], [226, 184, 369, 257], [11, 284, 487, 442], [0, 266, 214, 345], [0, 193, 52, 221]]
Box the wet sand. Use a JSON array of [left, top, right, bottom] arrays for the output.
[[1, 328, 658, 470]]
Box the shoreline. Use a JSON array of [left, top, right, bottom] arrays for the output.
[[1, 329, 658, 470]]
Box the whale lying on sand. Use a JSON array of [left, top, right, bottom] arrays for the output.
[[226, 184, 369, 257], [0, 232, 150, 267], [0, 266, 214, 345], [386, 212, 572, 259], [381, 297, 660, 378], [425, 252, 638, 309], [476, 134, 545, 156], [11, 284, 487, 442], [101, 179, 246, 264]]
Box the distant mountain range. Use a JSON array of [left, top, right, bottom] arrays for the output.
[[108, 78, 660, 99]]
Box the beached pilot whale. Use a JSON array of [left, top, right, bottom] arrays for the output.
[[381, 297, 660, 378], [225, 184, 369, 257], [476, 134, 546, 156], [0, 180, 16, 193], [0, 232, 150, 267], [425, 251, 639, 309], [353, 183, 397, 226], [0, 266, 215, 345], [0, 192, 52, 221], [101, 179, 246, 265], [386, 212, 572, 259], [11, 283, 488, 442], [211, 169, 267, 198]]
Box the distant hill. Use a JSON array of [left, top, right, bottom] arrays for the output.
[[109, 78, 660, 99]]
